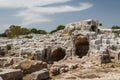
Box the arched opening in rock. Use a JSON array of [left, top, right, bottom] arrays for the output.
[[91, 26, 97, 32], [74, 35, 89, 58], [118, 53, 120, 60], [51, 47, 66, 61], [97, 29, 100, 34], [44, 49, 47, 60]]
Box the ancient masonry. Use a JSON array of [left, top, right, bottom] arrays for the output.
[[0, 19, 120, 63], [0, 19, 120, 80]]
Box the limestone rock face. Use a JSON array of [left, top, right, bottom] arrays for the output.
[[60, 65, 69, 73], [0, 57, 12, 67], [0, 49, 5, 57], [31, 69, 49, 80], [50, 65, 60, 76], [0, 77, 3, 80], [65, 19, 100, 32], [0, 57, 23, 68], [0, 69, 23, 80], [13, 60, 47, 74], [50, 63, 79, 76], [68, 63, 78, 70]]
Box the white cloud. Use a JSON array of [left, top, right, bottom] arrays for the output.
[[0, 0, 93, 26], [18, 13, 51, 25], [29, 3, 93, 14], [0, 0, 71, 8]]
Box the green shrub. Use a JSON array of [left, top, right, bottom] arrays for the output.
[[6, 45, 11, 50], [111, 25, 120, 29], [50, 25, 65, 34], [111, 45, 117, 51], [24, 35, 33, 39]]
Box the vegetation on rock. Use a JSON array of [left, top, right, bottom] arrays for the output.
[[111, 25, 120, 29], [50, 25, 65, 34], [0, 24, 65, 38], [0, 25, 48, 38], [111, 25, 120, 37]]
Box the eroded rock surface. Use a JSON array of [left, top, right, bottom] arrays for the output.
[[13, 60, 47, 74], [0, 69, 23, 80], [0, 19, 120, 80]]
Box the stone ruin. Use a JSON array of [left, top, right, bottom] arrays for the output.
[[65, 19, 101, 33], [0, 19, 120, 79], [1, 19, 120, 63]]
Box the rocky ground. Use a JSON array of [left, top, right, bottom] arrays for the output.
[[50, 56, 120, 80], [0, 55, 120, 80]]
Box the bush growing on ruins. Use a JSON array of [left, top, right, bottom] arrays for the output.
[[111, 25, 120, 29], [50, 25, 65, 33], [24, 35, 33, 39], [4, 25, 48, 38], [5, 25, 30, 38], [30, 28, 48, 34], [56, 25, 65, 30], [110, 45, 117, 51], [37, 30, 47, 34], [6, 45, 11, 50]]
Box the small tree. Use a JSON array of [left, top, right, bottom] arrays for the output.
[[10, 25, 21, 38], [5, 25, 22, 38], [5, 29, 14, 38], [21, 28, 30, 35]]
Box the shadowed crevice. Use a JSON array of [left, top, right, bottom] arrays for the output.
[[51, 47, 66, 61], [74, 35, 89, 58]]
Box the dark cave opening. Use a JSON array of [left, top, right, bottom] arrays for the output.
[[74, 35, 89, 58], [91, 26, 97, 32], [51, 47, 66, 61]]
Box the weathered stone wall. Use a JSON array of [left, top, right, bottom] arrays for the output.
[[0, 69, 23, 80]]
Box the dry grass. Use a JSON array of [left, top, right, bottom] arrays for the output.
[[22, 74, 32, 80], [21, 60, 34, 70]]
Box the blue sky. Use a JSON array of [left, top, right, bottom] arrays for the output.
[[0, 0, 120, 33]]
